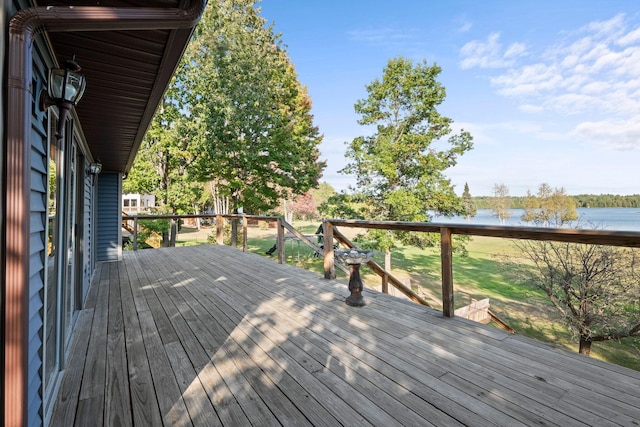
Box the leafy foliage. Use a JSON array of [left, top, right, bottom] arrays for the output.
[[291, 192, 318, 220], [342, 57, 473, 250], [490, 183, 511, 225], [318, 192, 366, 220], [125, 0, 324, 216], [522, 183, 577, 227], [473, 193, 640, 209], [176, 0, 324, 213], [124, 94, 208, 214], [462, 182, 477, 220]]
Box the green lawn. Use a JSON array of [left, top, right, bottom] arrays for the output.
[[167, 223, 640, 371]]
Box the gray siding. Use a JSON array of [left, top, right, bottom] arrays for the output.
[[28, 47, 50, 427], [97, 173, 122, 261], [82, 171, 94, 300]]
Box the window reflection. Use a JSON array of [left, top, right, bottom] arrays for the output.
[[45, 116, 60, 394]]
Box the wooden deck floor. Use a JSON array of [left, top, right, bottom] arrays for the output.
[[51, 245, 640, 426]]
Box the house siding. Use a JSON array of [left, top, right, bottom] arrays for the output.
[[27, 45, 50, 427], [97, 172, 122, 261], [82, 166, 95, 299]]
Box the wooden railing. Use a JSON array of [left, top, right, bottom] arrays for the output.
[[124, 214, 275, 250], [122, 214, 338, 267], [321, 219, 640, 318], [123, 214, 640, 320]]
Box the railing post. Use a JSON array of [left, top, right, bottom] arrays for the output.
[[133, 216, 138, 251], [323, 220, 335, 279], [242, 216, 248, 252], [170, 218, 177, 247], [216, 214, 224, 245], [382, 251, 391, 293], [441, 227, 454, 317], [231, 217, 238, 248], [277, 217, 285, 264]]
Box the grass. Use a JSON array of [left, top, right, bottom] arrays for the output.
[[157, 222, 640, 371]]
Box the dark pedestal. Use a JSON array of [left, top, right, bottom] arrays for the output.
[[345, 263, 366, 307]]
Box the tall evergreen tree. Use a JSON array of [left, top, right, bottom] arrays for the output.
[[462, 182, 477, 221]]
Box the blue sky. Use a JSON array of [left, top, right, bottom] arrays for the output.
[[258, 1, 640, 196]]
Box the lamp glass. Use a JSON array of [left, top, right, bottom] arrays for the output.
[[89, 162, 102, 175], [48, 67, 86, 105], [48, 69, 66, 100]]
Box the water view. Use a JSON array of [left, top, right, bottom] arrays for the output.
[[432, 207, 640, 232]]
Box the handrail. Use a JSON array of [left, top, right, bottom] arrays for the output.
[[122, 214, 325, 267], [280, 221, 349, 275], [323, 218, 640, 318], [123, 213, 280, 255], [324, 219, 640, 247], [122, 214, 640, 321]]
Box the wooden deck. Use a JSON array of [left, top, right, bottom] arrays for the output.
[[51, 245, 640, 426]]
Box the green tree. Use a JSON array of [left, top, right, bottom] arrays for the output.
[[342, 56, 473, 251], [462, 182, 477, 222], [522, 183, 577, 227], [310, 182, 336, 213], [490, 183, 511, 225], [508, 240, 640, 355], [318, 192, 364, 220], [124, 98, 205, 215], [177, 0, 324, 214]]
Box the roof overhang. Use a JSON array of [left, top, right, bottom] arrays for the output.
[[36, 0, 206, 173]]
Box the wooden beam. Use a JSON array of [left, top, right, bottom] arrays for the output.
[[327, 218, 640, 248], [323, 221, 336, 279], [277, 218, 285, 264], [441, 227, 454, 317], [216, 215, 223, 245], [242, 217, 248, 252]]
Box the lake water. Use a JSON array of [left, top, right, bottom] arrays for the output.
[[430, 207, 640, 232]]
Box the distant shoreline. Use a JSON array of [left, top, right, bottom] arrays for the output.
[[433, 207, 640, 232]]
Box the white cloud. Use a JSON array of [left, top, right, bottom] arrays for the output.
[[504, 42, 527, 58], [618, 27, 640, 45], [466, 13, 640, 141], [458, 22, 472, 33], [492, 63, 563, 96], [572, 118, 640, 150], [459, 33, 527, 69], [518, 104, 543, 113], [585, 13, 626, 42]]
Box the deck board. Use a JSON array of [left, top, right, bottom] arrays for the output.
[[51, 245, 640, 426]]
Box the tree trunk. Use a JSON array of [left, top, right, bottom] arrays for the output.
[[579, 336, 592, 355]]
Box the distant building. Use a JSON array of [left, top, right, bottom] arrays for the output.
[[122, 193, 155, 213]]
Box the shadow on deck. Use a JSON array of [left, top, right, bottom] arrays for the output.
[[51, 245, 640, 426]]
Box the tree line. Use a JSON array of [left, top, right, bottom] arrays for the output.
[[472, 193, 640, 209]]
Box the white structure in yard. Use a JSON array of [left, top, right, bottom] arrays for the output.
[[122, 193, 156, 213]]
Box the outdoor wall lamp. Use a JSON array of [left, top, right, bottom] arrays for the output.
[[39, 57, 86, 138], [88, 161, 102, 175]]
